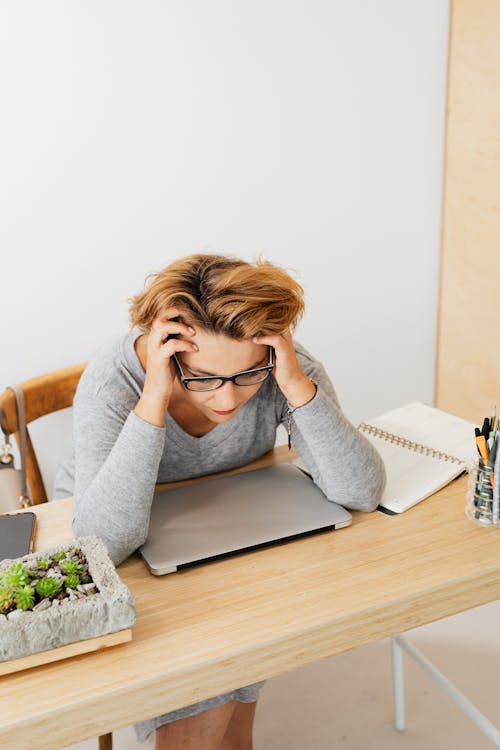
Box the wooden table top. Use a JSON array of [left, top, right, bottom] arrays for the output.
[[1, 446, 499, 749]]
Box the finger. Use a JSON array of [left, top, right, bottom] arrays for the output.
[[148, 339, 198, 362], [147, 328, 198, 355], [151, 312, 194, 332], [159, 338, 198, 355], [154, 307, 182, 322], [252, 333, 289, 350], [154, 308, 197, 328], [150, 320, 196, 343]]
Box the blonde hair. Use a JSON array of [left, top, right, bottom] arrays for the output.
[[129, 254, 305, 338]]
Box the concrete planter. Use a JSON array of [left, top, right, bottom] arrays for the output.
[[0, 536, 136, 662]]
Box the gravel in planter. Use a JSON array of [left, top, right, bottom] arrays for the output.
[[0, 536, 136, 662]]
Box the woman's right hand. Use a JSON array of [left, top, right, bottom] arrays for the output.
[[134, 308, 197, 427]]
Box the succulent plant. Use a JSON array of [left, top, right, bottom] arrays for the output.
[[0, 586, 15, 615], [65, 573, 80, 589], [15, 585, 35, 611], [0, 547, 95, 614], [0, 562, 30, 590], [35, 576, 63, 598], [59, 559, 82, 575]]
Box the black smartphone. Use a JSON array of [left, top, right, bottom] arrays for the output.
[[0, 512, 36, 561]]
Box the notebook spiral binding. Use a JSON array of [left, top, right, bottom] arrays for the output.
[[358, 423, 463, 465]]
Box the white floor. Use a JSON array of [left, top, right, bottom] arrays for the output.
[[64, 598, 500, 750]]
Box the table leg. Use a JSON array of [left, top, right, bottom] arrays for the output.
[[392, 634, 500, 747], [98, 733, 112, 750], [391, 635, 406, 731]]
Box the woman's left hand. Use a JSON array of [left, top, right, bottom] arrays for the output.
[[252, 330, 317, 408]]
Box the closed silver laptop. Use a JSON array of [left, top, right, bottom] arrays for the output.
[[139, 462, 352, 575]]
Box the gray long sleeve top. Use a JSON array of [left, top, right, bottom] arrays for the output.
[[53, 331, 386, 566]]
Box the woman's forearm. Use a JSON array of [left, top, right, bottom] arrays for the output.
[[288, 387, 386, 511], [72, 405, 166, 565]]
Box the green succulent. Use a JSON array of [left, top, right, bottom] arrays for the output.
[[15, 585, 35, 611], [65, 573, 80, 589], [0, 586, 15, 615], [59, 559, 82, 575], [53, 550, 67, 562], [35, 577, 63, 598], [37, 558, 51, 570], [0, 562, 30, 590]]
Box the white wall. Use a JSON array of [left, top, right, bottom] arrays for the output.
[[0, 1, 449, 494]]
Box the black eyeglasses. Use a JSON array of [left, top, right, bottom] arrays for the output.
[[173, 347, 274, 392]]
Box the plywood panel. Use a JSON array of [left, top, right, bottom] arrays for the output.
[[435, 0, 500, 422]]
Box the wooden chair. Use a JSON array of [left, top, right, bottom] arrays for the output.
[[0, 364, 86, 503], [0, 363, 114, 750]]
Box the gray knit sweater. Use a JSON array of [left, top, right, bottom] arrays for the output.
[[53, 332, 386, 565]]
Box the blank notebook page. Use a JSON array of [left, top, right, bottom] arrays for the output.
[[360, 402, 476, 513]]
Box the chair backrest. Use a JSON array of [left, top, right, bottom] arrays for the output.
[[0, 364, 87, 504]]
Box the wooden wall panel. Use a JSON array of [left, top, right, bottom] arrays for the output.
[[435, 0, 500, 422]]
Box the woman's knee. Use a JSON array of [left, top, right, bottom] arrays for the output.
[[218, 700, 257, 750], [155, 701, 238, 750]]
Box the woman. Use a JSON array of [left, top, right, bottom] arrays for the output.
[[54, 253, 385, 750]]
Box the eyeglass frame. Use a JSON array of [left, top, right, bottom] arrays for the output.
[[172, 346, 274, 392]]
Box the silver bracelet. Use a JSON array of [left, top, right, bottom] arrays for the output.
[[286, 382, 318, 450]]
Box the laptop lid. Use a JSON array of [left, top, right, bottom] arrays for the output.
[[139, 462, 352, 575]]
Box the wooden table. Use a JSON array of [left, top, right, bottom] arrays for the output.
[[1, 446, 499, 749]]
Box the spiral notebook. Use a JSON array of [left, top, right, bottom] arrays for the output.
[[358, 402, 476, 514]]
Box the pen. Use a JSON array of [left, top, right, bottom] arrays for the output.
[[493, 434, 500, 525], [481, 417, 490, 442], [487, 433, 497, 489], [476, 434, 489, 465], [474, 427, 482, 458]]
